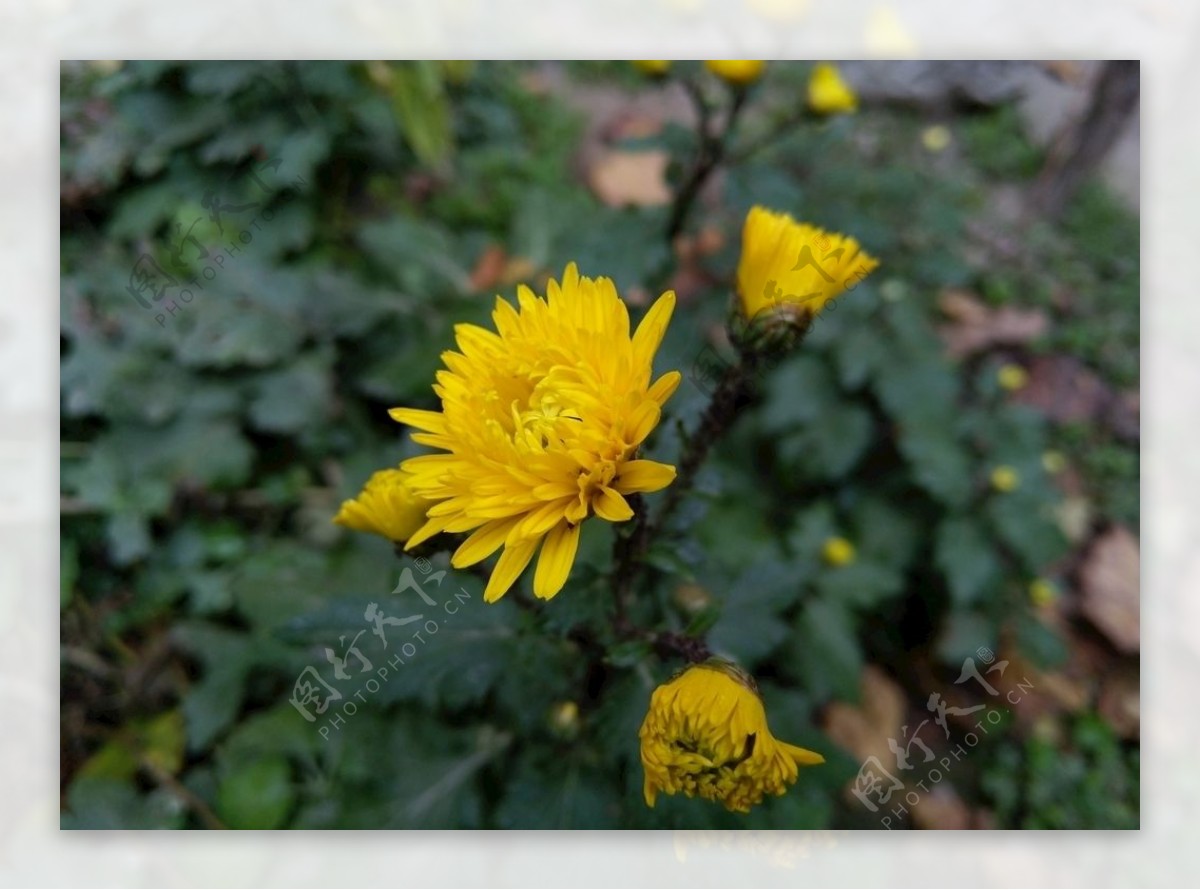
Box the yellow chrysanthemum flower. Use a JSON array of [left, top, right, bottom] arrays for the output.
[[822, 536, 856, 567], [639, 661, 824, 813], [332, 468, 433, 544], [632, 60, 671, 77], [705, 60, 767, 86], [390, 263, 681, 603], [737, 206, 879, 324], [807, 62, 858, 115]]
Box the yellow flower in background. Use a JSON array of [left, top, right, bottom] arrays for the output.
[[1029, 578, 1059, 607], [332, 468, 433, 544], [997, 363, 1029, 391], [391, 263, 681, 603], [807, 62, 858, 115], [922, 124, 952, 152], [705, 60, 767, 86], [737, 206, 879, 324], [640, 661, 824, 813], [822, 536, 856, 567], [632, 60, 672, 77], [990, 465, 1020, 493], [1042, 450, 1066, 474]]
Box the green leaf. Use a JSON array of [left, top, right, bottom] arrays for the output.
[[216, 756, 295, 829], [786, 600, 863, 703], [936, 516, 1002, 606]]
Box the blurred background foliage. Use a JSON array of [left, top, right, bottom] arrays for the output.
[[60, 60, 1138, 829]]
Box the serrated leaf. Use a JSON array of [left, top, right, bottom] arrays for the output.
[[936, 516, 1002, 606]]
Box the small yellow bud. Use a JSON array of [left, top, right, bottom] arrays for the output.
[[990, 465, 1020, 493], [807, 63, 858, 115], [632, 60, 671, 77], [1042, 451, 1066, 474], [921, 125, 951, 152], [549, 701, 580, 737], [1028, 578, 1059, 607], [997, 363, 1029, 391], [705, 60, 766, 86], [822, 536, 856, 567]]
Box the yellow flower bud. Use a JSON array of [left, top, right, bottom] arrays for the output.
[[549, 700, 581, 737], [332, 468, 434, 544], [1028, 578, 1059, 607], [822, 536, 856, 567], [639, 661, 824, 813], [1042, 451, 1066, 474], [807, 63, 858, 115], [705, 60, 766, 86], [921, 125, 951, 152], [632, 60, 671, 77], [990, 465, 1020, 493], [997, 363, 1029, 391], [735, 206, 879, 331]]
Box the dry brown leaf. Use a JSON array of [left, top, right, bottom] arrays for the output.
[[1013, 354, 1113, 424], [469, 244, 508, 292], [821, 665, 906, 767], [936, 289, 1048, 358], [1097, 665, 1140, 739], [587, 149, 672, 207], [1079, 525, 1140, 654]]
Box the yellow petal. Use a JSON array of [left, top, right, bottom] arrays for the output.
[[388, 407, 446, 433], [483, 538, 538, 602], [451, 517, 520, 568], [783, 742, 826, 766], [647, 370, 682, 406], [614, 460, 676, 494], [532, 521, 581, 600], [593, 486, 634, 522], [631, 290, 676, 370]]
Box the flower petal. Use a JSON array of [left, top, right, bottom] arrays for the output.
[[614, 460, 676, 494], [451, 517, 520, 568], [483, 537, 539, 602], [532, 521, 581, 600], [631, 290, 676, 369], [593, 486, 634, 522]]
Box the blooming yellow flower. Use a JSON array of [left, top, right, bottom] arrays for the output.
[[997, 363, 1029, 391], [632, 60, 671, 77], [822, 536, 856, 567], [990, 465, 1020, 493], [390, 263, 681, 602], [332, 468, 433, 544], [705, 60, 766, 86], [737, 206, 879, 324], [807, 62, 858, 115], [640, 661, 824, 813]]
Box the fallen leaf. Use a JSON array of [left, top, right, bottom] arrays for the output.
[[1097, 665, 1140, 739], [937, 289, 1048, 358], [1079, 525, 1140, 654], [469, 244, 508, 292], [1012, 354, 1113, 425], [911, 784, 972, 830], [822, 665, 906, 768], [587, 149, 672, 207]]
